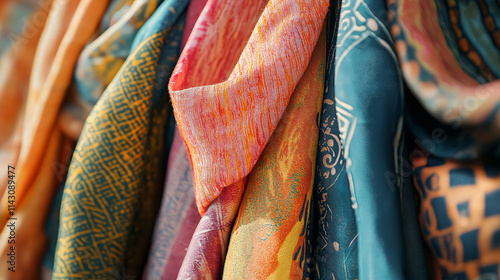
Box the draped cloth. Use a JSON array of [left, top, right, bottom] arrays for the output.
[[0, 0, 52, 196], [389, 0, 500, 279], [52, 0, 189, 278], [43, 2, 163, 277], [142, 0, 207, 278], [222, 23, 326, 280], [389, 0, 500, 151], [58, 0, 162, 141], [177, 180, 246, 279], [169, 0, 330, 214], [142, 129, 200, 280], [168, 0, 328, 278], [0, 1, 108, 279], [330, 0, 428, 278], [309, 2, 358, 279]]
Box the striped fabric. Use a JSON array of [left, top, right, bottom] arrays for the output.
[[169, 0, 330, 214]]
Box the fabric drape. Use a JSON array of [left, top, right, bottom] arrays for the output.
[[0, 1, 108, 278], [169, 0, 330, 214], [331, 0, 428, 278], [142, 0, 207, 278], [389, 0, 500, 279], [52, 0, 189, 278], [58, 0, 162, 141], [222, 23, 326, 280], [309, 2, 358, 279]]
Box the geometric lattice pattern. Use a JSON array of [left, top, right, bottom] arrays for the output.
[[50, 1, 191, 272], [413, 153, 500, 279], [52, 31, 166, 279]]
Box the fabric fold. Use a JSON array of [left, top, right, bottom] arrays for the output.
[[0, 1, 108, 279], [169, 0, 329, 213], [331, 0, 426, 278], [177, 179, 246, 279], [52, 0, 189, 278], [389, 1, 500, 279], [309, 1, 359, 278], [388, 0, 500, 152], [222, 23, 326, 279], [58, 0, 162, 141], [142, 0, 207, 278]]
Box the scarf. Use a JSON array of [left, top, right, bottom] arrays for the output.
[[52, 0, 189, 278]]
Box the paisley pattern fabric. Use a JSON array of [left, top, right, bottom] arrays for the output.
[[413, 152, 500, 279], [222, 25, 326, 280], [309, 2, 359, 279], [169, 0, 330, 214], [52, 0, 189, 278]]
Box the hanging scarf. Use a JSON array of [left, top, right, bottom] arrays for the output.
[[169, 0, 330, 214], [52, 0, 189, 278], [222, 23, 326, 280], [40, 1, 165, 278], [309, 2, 358, 278], [142, 1, 207, 278], [168, 0, 328, 277], [389, 0, 500, 278], [331, 0, 428, 278], [58, 0, 162, 141], [0, 1, 108, 278]]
